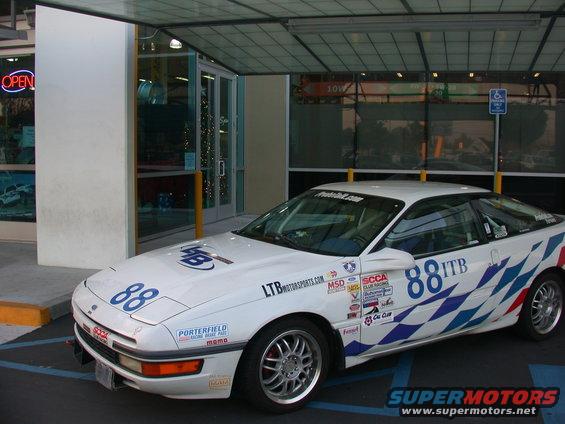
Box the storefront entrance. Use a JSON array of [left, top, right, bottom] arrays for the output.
[[198, 63, 236, 223]]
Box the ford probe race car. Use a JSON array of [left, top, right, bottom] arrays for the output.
[[72, 181, 565, 413]]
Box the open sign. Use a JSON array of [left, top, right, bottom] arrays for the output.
[[1, 69, 35, 93]]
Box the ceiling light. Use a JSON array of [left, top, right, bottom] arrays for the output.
[[533, 72, 540, 78], [396, 72, 403, 78], [469, 72, 474, 78], [286, 13, 540, 34], [432, 72, 438, 78], [202, 74, 215, 80], [169, 39, 182, 49], [175, 76, 189, 82], [6, 58, 17, 62], [361, 72, 366, 76]]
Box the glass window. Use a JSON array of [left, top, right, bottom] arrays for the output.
[[290, 74, 356, 168], [238, 190, 403, 256], [383, 196, 481, 257], [0, 171, 35, 222], [474, 196, 560, 240]]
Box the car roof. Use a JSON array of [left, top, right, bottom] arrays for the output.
[[313, 180, 490, 204]]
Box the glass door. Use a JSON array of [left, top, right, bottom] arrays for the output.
[[198, 64, 236, 223]]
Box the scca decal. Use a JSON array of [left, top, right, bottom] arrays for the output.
[[178, 245, 233, 270]]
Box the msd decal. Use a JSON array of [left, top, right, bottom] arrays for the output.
[[178, 245, 233, 270], [327, 279, 346, 294]]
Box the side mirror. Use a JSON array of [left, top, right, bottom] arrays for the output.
[[361, 247, 415, 274]]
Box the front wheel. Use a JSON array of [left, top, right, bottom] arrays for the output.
[[238, 318, 330, 413], [516, 273, 563, 340]]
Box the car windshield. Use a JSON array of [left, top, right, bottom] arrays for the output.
[[237, 190, 404, 256]]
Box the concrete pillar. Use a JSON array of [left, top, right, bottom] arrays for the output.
[[35, 6, 136, 269]]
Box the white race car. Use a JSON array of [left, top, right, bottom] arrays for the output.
[[72, 181, 565, 412]]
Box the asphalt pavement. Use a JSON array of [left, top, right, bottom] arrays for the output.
[[0, 314, 564, 424]]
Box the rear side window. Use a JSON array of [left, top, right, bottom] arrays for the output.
[[474, 196, 560, 240], [382, 196, 482, 257]]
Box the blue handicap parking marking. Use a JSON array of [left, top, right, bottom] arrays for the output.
[[529, 364, 565, 424], [307, 351, 414, 416], [0, 335, 96, 381]]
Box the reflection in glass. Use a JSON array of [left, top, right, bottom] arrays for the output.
[[219, 77, 232, 206], [137, 174, 195, 237], [201, 72, 215, 209], [0, 171, 35, 222]]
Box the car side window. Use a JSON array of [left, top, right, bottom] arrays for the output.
[[473, 196, 560, 240], [382, 196, 482, 257]]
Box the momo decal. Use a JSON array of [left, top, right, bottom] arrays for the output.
[[406, 257, 468, 299], [178, 245, 233, 270], [327, 279, 346, 294], [206, 338, 228, 346], [314, 191, 364, 203], [261, 275, 325, 297], [364, 311, 394, 326], [343, 261, 357, 273], [176, 323, 229, 343]]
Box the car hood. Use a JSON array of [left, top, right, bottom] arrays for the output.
[[85, 232, 343, 313]]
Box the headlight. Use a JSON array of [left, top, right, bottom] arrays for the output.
[[118, 354, 203, 377]]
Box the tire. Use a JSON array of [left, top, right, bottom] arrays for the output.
[[238, 317, 330, 413], [516, 272, 563, 340]]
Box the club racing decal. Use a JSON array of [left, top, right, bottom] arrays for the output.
[[364, 311, 394, 326], [261, 275, 325, 297], [176, 324, 229, 343], [178, 245, 233, 270]]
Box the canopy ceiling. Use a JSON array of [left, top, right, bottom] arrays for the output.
[[36, 0, 565, 74]]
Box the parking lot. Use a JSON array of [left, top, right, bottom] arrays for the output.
[[0, 314, 563, 424]]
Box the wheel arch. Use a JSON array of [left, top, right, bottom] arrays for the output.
[[535, 266, 565, 286], [233, 312, 345, 392]]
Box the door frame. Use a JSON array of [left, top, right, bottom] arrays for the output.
[[196, 60, 237, 223]]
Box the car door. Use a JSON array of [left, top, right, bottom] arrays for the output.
[[471, 195, 562, 322], [358, 195, 496, 356]]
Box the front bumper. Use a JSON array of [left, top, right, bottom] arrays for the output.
[[74, 323, 243, 399]]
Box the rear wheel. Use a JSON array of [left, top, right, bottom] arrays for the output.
[[238, 318, 329, 413], [517, 273, 563, 340]]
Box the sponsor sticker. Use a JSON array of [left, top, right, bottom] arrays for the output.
[[327, 279, 346, 294], [314, 191, 364, 203], [176, 323, 229, 343], [343, 261, 356, 273], [349, 303, 361, 312], [178, 245, 233, 270], [347, 312, 361, 319], [325, 270, 338, 279], [350, 291, 360, 302], [261, 275, 325, 298], [209, 375, 231, 390], [380, 297, 395, 308], [92, 326, 109, 345], [206, 338, 228, 347], [340, 325, 359, 336], [362, 273, 389, 289], [347, 282, 361, 292], [363, 311, 394, 326]]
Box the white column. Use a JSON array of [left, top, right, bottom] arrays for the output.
[[35, 6, 136, 269]]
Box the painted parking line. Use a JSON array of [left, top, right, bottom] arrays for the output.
[[0, 335, 95, 381], [529, 364, 565, 424], [308, 351, 414, 416]]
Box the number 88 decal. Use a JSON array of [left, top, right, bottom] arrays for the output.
[[406, 259, 443, 299], [110, 283, 159, 312]]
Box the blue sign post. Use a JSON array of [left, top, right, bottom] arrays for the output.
[[489, 88, 507, 192]]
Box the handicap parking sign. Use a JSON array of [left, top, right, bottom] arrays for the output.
[[489, 88, 507, 115]]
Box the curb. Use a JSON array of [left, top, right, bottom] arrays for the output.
[[0, 294, 72, 327]]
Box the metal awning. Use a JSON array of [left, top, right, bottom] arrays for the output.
[[35, 0, 565, 74]]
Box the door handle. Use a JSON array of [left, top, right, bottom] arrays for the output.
[[490, 249, 500, 266], [219, 160, 225, 177]]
